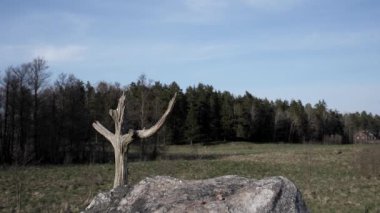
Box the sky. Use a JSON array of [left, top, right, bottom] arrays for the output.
[[1, 0, 379, 114]]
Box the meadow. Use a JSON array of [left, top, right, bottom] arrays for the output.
[[0, 143, 379, 212]]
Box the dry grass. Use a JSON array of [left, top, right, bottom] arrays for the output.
[[356, 145, 380, 178], [0, 143, 379, 212]]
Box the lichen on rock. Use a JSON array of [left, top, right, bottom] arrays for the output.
[[84, 175, 309, 213]]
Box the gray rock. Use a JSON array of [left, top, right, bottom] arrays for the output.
[[84, 176, 309, 213]]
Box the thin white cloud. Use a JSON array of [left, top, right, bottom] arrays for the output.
[[184, 0, 228, 13], [0, 44, 87, 66], [183, 0, 301, 13], [242, 0, 302, 11], [88, 29, 380, 66], [159, 0, 305, 24], [115, 42, 239, 63], [162, 0, 228, 24], [249, 30, 380, 52], [32, 45, 87, 62]]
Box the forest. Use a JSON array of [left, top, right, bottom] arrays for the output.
[[1, 58, 379, 165]]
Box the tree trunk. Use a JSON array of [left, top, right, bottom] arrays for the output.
[[114, 145, 129, 187], [3, 81, 10, 163], [288, 123, 294, 143], [33, 88, 39, 161]]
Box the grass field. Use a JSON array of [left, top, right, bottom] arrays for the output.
[[0, 143, 379, 212]]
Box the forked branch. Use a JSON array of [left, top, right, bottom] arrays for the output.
[[136, 93, 177, 138], [92, 92, 177, 187], [92, 121, 114, 146]]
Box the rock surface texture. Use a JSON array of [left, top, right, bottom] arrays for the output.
[[84, 175, 309, 213]]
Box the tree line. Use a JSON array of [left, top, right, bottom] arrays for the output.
[[1, 59, 379, 165]]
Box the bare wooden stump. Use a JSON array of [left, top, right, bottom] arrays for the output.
[[93, 92, 176, 188]]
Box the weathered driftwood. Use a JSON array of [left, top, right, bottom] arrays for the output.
[[93, 93, 176, 188]]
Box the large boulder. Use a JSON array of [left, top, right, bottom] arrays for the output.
[[84, 175, 309, 213]]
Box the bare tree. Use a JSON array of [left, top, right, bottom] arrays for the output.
[[13, 65, 31, 162], [28, 58, 50, 160], [93, 92, 176, 188], [137, 74, 152, 160], [1, 69, 16, 163]]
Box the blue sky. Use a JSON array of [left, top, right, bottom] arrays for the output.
[[1, 0, 379, 114]]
